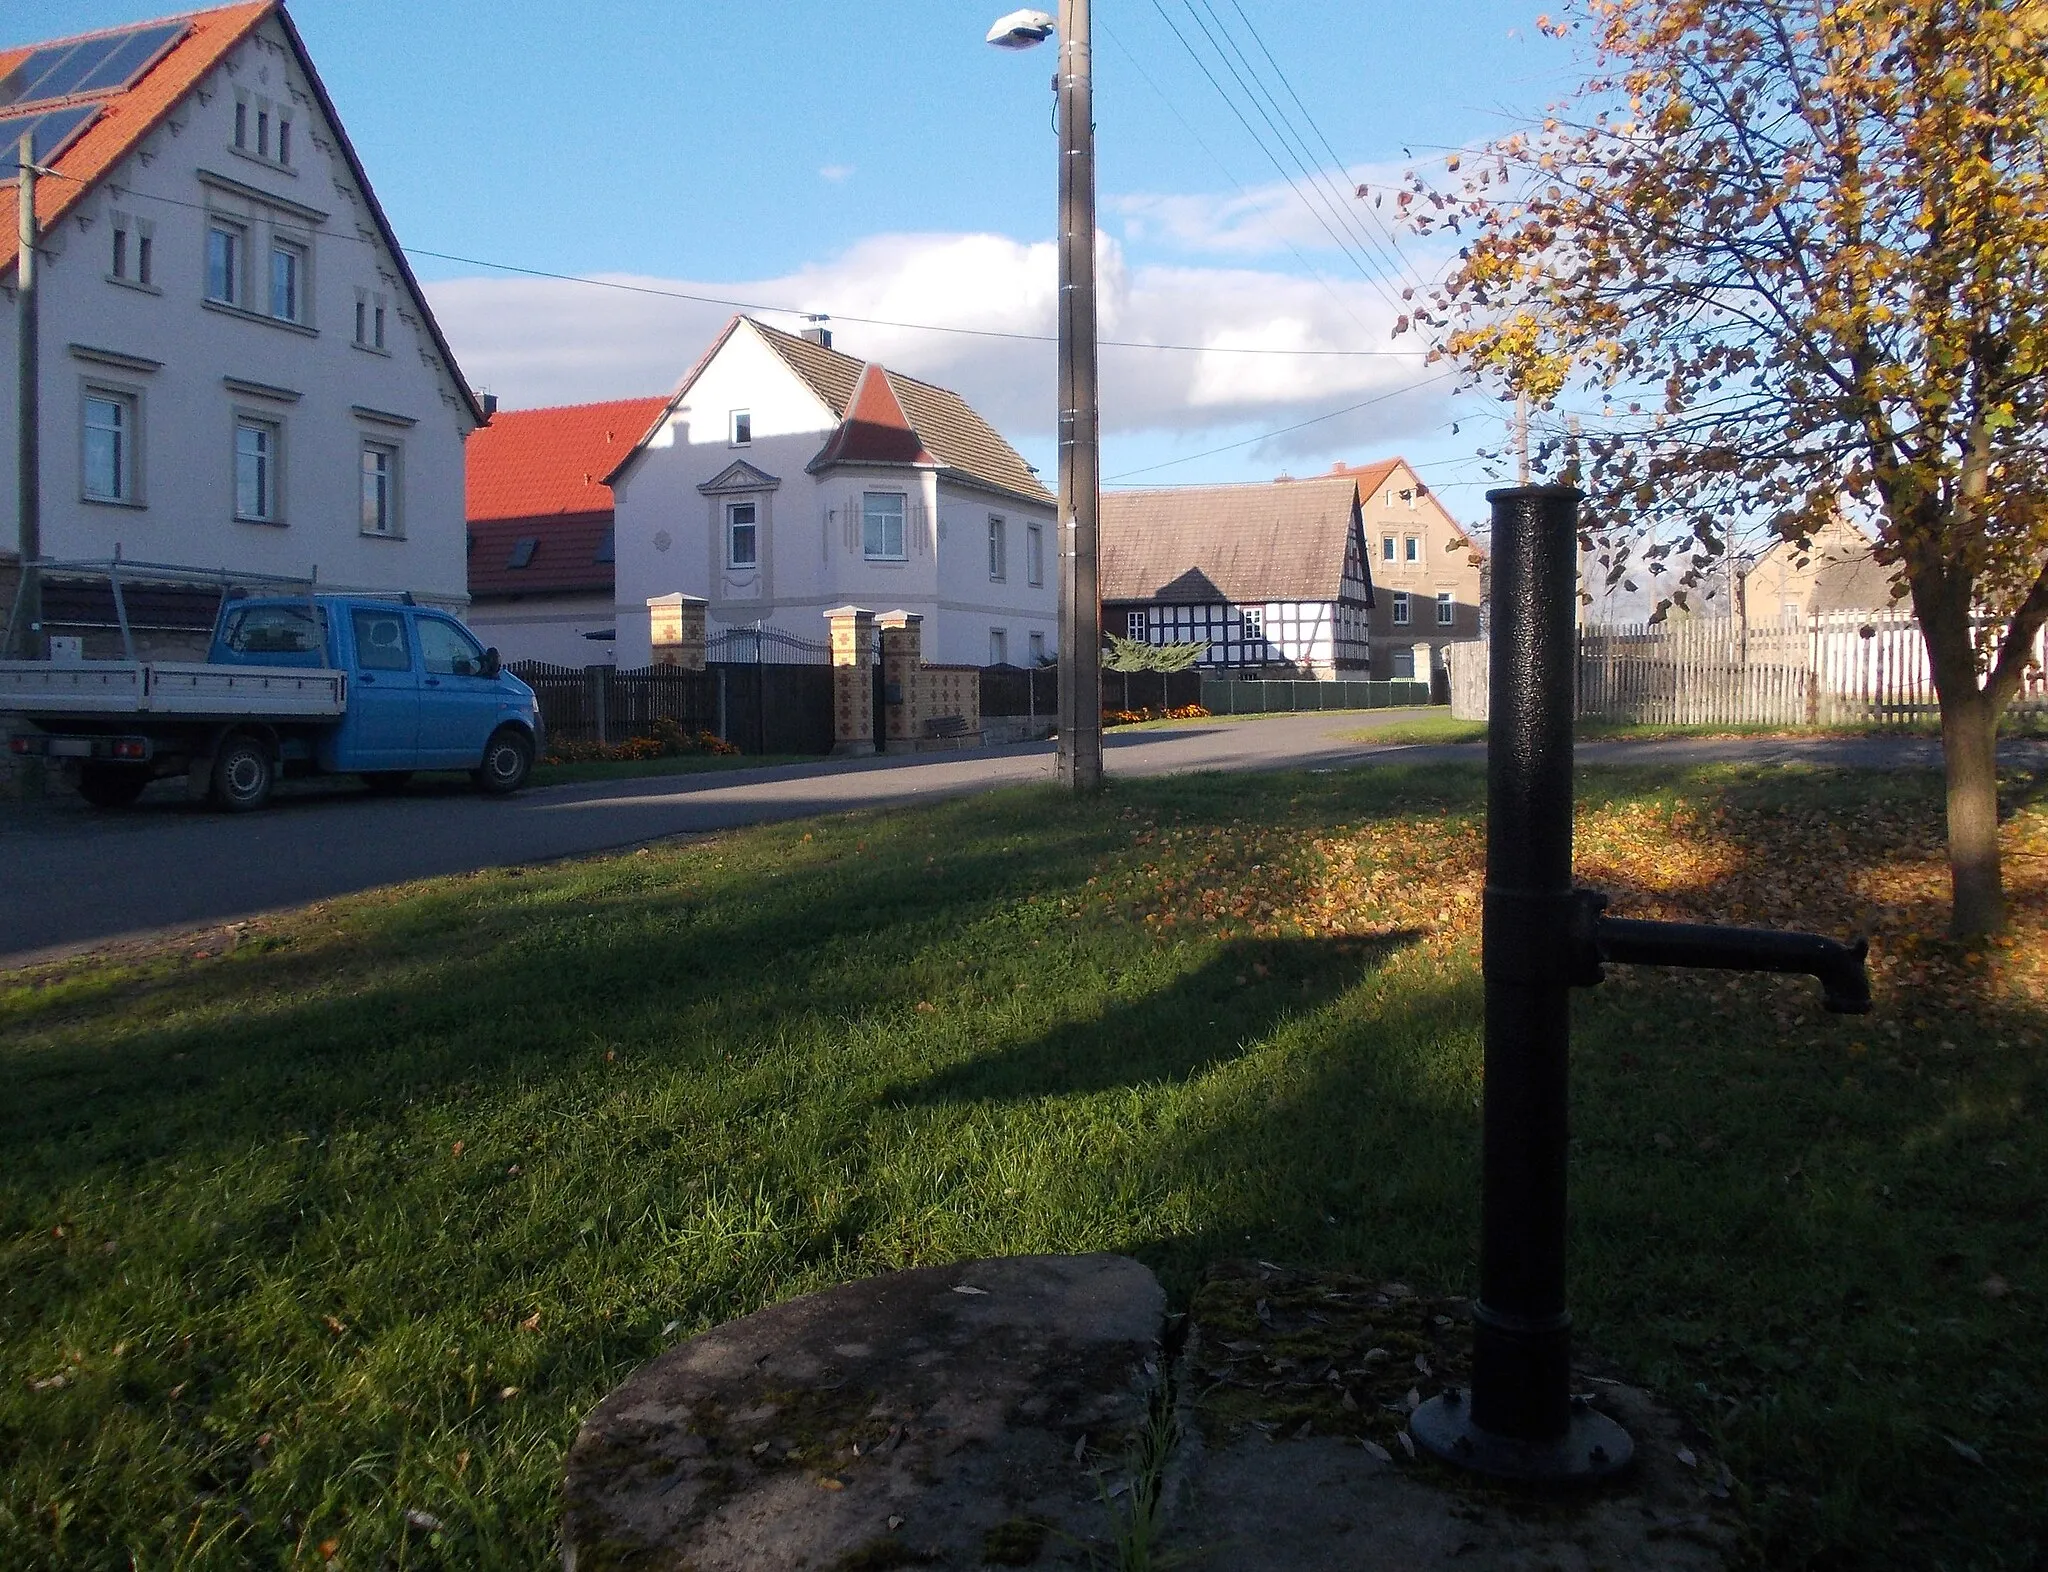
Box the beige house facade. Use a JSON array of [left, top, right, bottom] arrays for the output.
[[1742, 514, 1903, 626], [1341, 459, 1486, 681]]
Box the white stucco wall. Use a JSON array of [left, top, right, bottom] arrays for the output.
[[612, 321, 1056, 668], [0, 17, 473, 605], [466, 592, 618, 667]]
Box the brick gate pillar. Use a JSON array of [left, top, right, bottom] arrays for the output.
[[647, 593, 708, 671], [877, 611, 925, 753], [825, 605, 877, 755]]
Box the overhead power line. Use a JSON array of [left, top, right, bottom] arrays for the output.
[[1181, 0, 1415, 294], [401, 248, 1423, 357], [1103, 368, 1458, 481], [35, 167, 1414, 359]]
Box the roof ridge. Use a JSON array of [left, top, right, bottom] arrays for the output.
[[485, 395, 670, 419], [748, 315, 986, 408]]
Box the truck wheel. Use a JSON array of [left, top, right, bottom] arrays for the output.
[[77, 763, 150, 809], [211, 735, 274, 812], [362, 771, 414, 793], [473, 726, 533, 795]]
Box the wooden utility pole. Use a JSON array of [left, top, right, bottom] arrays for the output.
[[1055, 0, 1102, 792], [13, 132, 41, 658]]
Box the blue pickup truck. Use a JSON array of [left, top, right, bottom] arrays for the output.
[[1, 594, 543, 811]]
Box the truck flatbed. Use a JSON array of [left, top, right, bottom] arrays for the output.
[[0, 659, 347, 720]]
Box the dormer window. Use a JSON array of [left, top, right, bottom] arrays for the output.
[[506, 539, 538, 569]]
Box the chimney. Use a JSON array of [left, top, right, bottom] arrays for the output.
[[801, 324, 833, 349], [477, 391, 499, 419]]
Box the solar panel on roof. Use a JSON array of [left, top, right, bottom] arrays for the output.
[[0, 104, 101, 180], [69, 24, 187, 98], [0, 21, 187, 110]]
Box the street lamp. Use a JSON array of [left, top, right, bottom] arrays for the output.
[[987, 3, 1102, 793]]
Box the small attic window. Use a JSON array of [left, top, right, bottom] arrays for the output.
[[506, 538, 538, 569], [593, 527, 615, 565]]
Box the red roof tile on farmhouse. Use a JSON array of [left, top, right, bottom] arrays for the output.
[[466, 398, 667, 597]]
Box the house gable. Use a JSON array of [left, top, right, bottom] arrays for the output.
[[698, 459, 782, 495], [3, 3, 480, 426]]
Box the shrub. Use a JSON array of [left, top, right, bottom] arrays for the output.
[[540, 721, 740, 766]]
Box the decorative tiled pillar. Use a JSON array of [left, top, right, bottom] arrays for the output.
[[878, 611, 925, 752], [647, 593, 707, 671], [826, 605, 877, 754]]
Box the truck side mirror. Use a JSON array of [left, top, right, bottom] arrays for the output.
[[480, 647, 501, 679]]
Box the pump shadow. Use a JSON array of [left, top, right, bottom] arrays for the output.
[[882, 932, 1422, 1108]]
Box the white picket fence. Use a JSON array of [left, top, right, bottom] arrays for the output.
[[1447, 612, 2048, 726]]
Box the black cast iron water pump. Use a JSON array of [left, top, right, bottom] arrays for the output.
[[1407, 486, 1870, 1484]]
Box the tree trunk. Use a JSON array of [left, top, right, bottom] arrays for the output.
[[1939, 691, 2003, 937]]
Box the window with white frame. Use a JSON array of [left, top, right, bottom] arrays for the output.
[[729, 409, 751, 446], [269, 239, 306, 323], [234, 416, 281, 523], [361, 441, 399, 537], [1127, 610, 1146, 639], [989, 628, 1008, 666], [1382, 534, 1396, 562], [1405, 536, 1420, 562], [1241, 607, 1264, 641], [1436, 590, 1454, 626], [83, 388, 139, 504], [206, 221, 245, 305], [988, 515, 1007, 581], [727, 501, 759, 568], [277, 115, 293, 166], [1406, 488, 1418, 510], [1392, 591, 1410, 626], [862, 491, 907, 560], [1026, 522, 1045, 586], [1029, 631, 1046, 664]]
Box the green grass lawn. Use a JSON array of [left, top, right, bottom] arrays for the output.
[[1348, 711, 2048, 746], [3, 765, 2044, 1569]]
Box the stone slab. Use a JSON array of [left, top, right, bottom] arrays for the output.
[[1165, 1261, 1739, 1571], [561, 1254, 1165, 1571]]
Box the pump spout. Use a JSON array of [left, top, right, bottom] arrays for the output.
[[1594, 916, 1871, 1014]]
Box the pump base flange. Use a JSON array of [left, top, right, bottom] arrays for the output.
[[1409, 1393, 1635, 1482]]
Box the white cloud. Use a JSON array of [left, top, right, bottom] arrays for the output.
[[818, 163, 855, 183], [1111, 158, 1443, 266], [423, 228, 1455, 467]]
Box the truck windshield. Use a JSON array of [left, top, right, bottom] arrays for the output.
[[220, 604, 321, 656]]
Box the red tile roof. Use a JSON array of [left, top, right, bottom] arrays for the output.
[[2, 3, 481, 423], [467, 398, 670, 522], [465, 398, 666, 599]]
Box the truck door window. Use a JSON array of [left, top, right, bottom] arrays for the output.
[[352, 609, 411, 672], [418, 618, 485, 677], [221, 605, 319, 655]]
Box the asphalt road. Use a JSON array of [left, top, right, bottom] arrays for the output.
[[2, 712, 2038, 969]]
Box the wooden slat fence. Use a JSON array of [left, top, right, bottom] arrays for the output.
[[1446, 612, 2048, 726]]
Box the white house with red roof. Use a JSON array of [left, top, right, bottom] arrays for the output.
[[464, 397, 667, 665], [0, 4, 479, 605], [605, 316, 1058, 669]]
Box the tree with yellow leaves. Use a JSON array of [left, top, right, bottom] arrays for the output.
[[1404, 0, 2048, 936]]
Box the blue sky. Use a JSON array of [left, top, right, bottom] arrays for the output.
[[19, 0, 1583, 527]]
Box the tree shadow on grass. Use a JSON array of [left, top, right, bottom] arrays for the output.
[[882, 932, 1423, 1108]]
